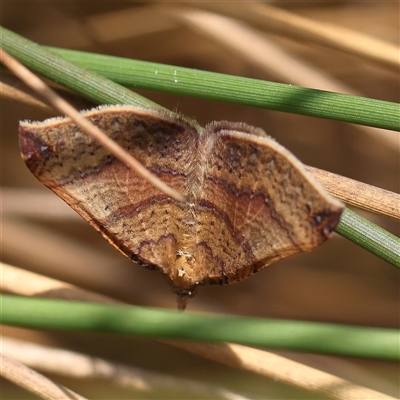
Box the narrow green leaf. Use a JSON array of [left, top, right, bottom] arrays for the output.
[[0, 26, 161, 109], [336, 208, 400, 267], [2, 295, 398, 360], [49, 47, 400, 132]]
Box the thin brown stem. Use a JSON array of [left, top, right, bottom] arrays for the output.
[[307, 166, 399, 220], [194, 3, 399, 72], [0, 48, 185, 203], [0, 354, 87, 400], [3, 337, 250, 400]]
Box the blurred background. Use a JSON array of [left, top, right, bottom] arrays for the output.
[[1, 1, 399, 399]]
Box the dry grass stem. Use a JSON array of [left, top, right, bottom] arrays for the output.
[[1, 263, 394, 400], [162, 6, 399, 149], [85, 6, 177, 43], [167, 342, 396, 400], [1, 262, 121, 303], [197, 3, 399, 72], [2, 337, 251, 400], [0, 74, 95, 112], [1, 218, 125, 292], [307, 166, 400, 220], [0, 48, 185, 202], [164, 6, 351, 92], [0, 354, 87, 400], [0, 80, 53, 112], [2, 188, 79, 220]]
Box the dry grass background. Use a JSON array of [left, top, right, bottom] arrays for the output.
[[1, 1, 399, 399]]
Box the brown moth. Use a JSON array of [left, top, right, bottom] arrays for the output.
[[19, 105, 343, 308]]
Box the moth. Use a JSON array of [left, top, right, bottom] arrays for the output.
[[19, 105, 343, 308]]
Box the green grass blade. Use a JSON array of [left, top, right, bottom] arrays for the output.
[[0, 26, 161, 109], [2, 295, 399, 360], [49, 47, 400, 132], [336, 208, 400, 267]]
